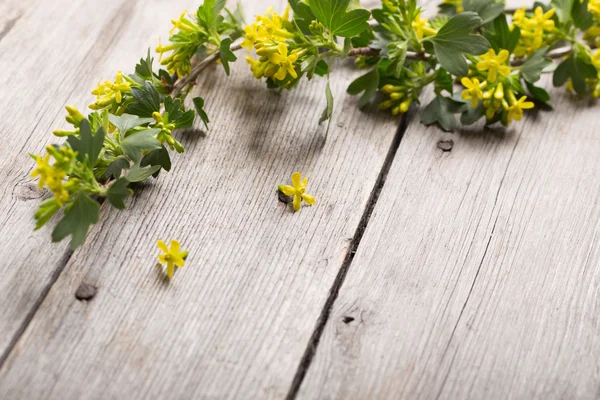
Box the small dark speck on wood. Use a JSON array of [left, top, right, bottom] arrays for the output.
[[342, 316, 355, 324], [437, 140, 454, 152], [75, 283, 97, 301], [278, 190, 292, 204]]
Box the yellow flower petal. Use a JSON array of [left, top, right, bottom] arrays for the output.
[[301, 193, 315, 205], [157, 240, 169, 253], [293, 194, 301, 211], [280, 185, 296, 196], [291, 172, 301, 189], [170, 240, 180, 253]]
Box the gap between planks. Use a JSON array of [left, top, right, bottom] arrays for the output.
[[284, 106, 416, 400]]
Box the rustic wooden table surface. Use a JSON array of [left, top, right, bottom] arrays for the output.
[[0, 0, 599, 399]]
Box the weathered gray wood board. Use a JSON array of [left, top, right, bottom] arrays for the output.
[[298, 81, 600, 398], [0, 1, 403, 399], [0, 0, 143, 360]]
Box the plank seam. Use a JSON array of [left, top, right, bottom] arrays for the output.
[[284, 108, 415, 400]]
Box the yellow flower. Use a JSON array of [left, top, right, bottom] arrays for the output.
[[241, 24, 261, 50], [460, 77, 487, 108], [157, 240, 188, 279], [589, 0, 600, 17], [269, 43, 298, 80], [592, 50, 600, 71], [90, 71, 131, 109], [31, 154, 53, 189], [476, 49, 511, 82], [279, 172, 315, 212], [502, 91, 534, 122], [412, 13, 437, 40], [170, 10, 198, 35], [513, 7, 556, 56]]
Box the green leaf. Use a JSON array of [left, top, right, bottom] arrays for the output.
[[463, 0, 504, 24], [127, 81, 161, 117], [197, 0, 226, 29], [125, 163, 162, 182], [51, 193, 100, 250], [484, 14, 520, 53], [347, 68, 379, 108], [289, 0, 316, 21], [551, 0, 574, 23], [434, 68, 453, 95], [572, 0, 594, 29], [307, 0, 371, 37], [427, 12, 490, 76], [386, 41, 407, 78], [421, 96, 468, 132], [553, 54, 597, 94], [520, 46, 551, 83], [525, 80, 550, 102], [219, 37, 238, 76], [67, 119, 105, 167], [34, 198, 61, 230], [314, 60, 329, 76], [141, 145, 172, 172], [108, 113, 154, 135], [135, 49, 154, 80], [106, 177, 132, 210], [105, 156, 130, 179], [120, 129, 162, 162], [460, 103, 485, 125], [193, 97, 210, 129], [319, 79, 334, 124]]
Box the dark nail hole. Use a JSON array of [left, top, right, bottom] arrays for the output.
[[75, 283, 97, 301], [437, 139, 454, 152], [277, 190, 292, 204], [342, 316, 355, 324]]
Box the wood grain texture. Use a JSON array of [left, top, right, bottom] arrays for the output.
[[0, 0, 142, 359], [298, 79, 600, 399], [0, 1, 403, 399]]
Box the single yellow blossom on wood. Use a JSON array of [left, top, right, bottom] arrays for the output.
[[278, 172, 315, 212], [502, 91, 534, 122], [157, 240, 188, 279]]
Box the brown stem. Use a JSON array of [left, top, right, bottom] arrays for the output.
[[510, 45, 572, 66], [347, 47, 429, 61], [170, 42, 244, 98]]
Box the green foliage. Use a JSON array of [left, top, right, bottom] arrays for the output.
[[426, 12, 490, 76], [120, 129, 162, 162], [307, 0, 371, 37], [67, 120, 105, 167], [347, 68, 380, 108], [219, 37, 238, 75], [421, 96, 467, 131], [51, 193, 100, 250], [193, 97, 210, 129], [520, 47, 552, 83], [128, 81, 161, 117], [106, 178, 133, 209], [553, 53, 597, 94]]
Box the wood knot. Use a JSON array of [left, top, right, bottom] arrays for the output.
[[342, 316, 355, 324], [14, 182, 45, 201], [437, 140, 454, 152], [75, 283, 97, 301]]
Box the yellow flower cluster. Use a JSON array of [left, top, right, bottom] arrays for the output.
[[379, 84, 413, 115], [412, 13, 437, 40], [244, 7, 302, 83], [89, 71, 132, 110], [461, 76, 534, 122], [512, 7, 556, 57], [589, 0, 600, 19], [155, 10, 203, 78], [476, 49, 511, 82], [30, 146, 77, 205]]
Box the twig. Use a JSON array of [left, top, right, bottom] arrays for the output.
[[347, 47, 430, 61], [511, 45, 572, 66], [170, 42, 244, 98]]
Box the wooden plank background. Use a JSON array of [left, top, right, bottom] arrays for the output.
[[0, 1, 404, 399], [1, 0, 599, 399]]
